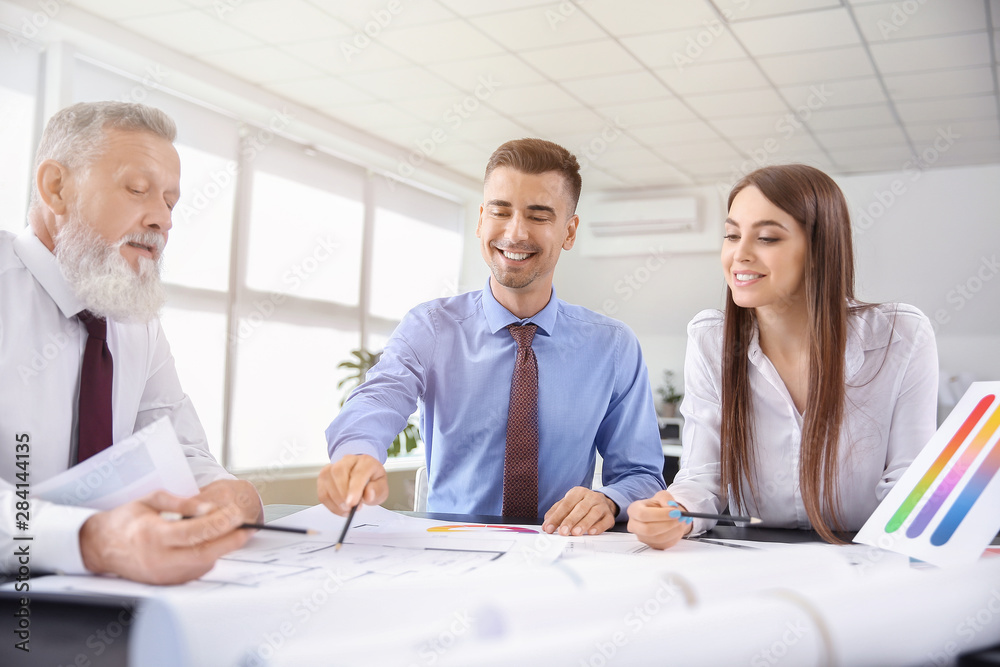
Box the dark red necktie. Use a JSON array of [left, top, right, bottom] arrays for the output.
[[503, 324, 539, 518], [77, 310, 114, 463]]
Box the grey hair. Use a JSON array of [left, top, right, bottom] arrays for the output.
[[30, 101, 177, 211]]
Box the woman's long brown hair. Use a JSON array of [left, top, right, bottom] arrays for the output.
[[721, 164, 863, 543]]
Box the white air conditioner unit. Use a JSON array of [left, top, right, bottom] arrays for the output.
[[578, 189, 724, 258], [588, 196, 698, 237]]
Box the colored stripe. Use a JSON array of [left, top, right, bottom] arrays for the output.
[[886, 395, 995, 533], [906, 397, 1000, 539], [931, 438, 1000, 546]]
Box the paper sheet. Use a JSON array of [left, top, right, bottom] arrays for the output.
[[31, 417, 198, 510], [857, 381, 1000, 567]]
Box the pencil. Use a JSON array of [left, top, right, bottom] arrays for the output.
[[239, 523, 317, 535], [334, 503, 358, 551], [160, 513, 317, 535], [679, 511, 762, 525]]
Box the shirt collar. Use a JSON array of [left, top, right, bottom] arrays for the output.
[[481, 278, 557, 336], [13, 227, 86, 319], [746, 305, 898, 380]]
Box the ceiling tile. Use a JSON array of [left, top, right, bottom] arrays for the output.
[[435, 0, 553, 17], [282, 39, 410, 74], [325, 101, 422, 129], [851, 0, 987, 43], [720, 0, 842, 21], [756, 46, 876, 85], [120, 10, 262, 53], [467, 5, 605, 52], [486, 82, 581, 115], [69, 0, 188, 19], [662, 142, 743, 162], [427, 54, 547, 90], [602, 164, 694, 188], [309, 0, 455, 29], [587, 146, 669, 169], [928, 139, 1000, 166], [803, 104, 897, 130], [451, 115, 536, 149], [339, 66, 459, 100], [712, 114, 785, 137], [519, 40, 643, 80], [894, 95, 1000, 124], [780, 78, 886, 109], [517, 109, 614, 136], [597, 98, 700, 127], [391, 92, 491, 125], [729, 134, 824, 155], [581, 0, 719, 35], [622, 30, 747, 70], [883, 67, 997, 101], [814, 126, 909, 149], [375, 123, 438, 149], [630, 121, 723, 146], [200, 46, 325, 84], [656, 59, 770, 96], [377, 19, 506, 63], [868, 33, 993, 74], [827, 144, 914, 165], [221, 0, 353, 43], [905, 119, 1000, 144], [264, 77, 375, 108], [560, 71, 668, 107], [729, 8, 860, 56], [685, 89, 790, 118]]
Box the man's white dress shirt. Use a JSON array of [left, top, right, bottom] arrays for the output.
[[0, 228, 232, 574], [669, 304, 939, 535]]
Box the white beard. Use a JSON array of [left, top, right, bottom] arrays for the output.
[[54, 214, 166, 324]]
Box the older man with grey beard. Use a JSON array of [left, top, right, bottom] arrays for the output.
[[0, 101, 262, 585]]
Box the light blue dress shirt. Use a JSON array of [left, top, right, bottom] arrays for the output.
[[326, 279, 666, 520]]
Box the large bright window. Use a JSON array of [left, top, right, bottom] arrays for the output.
[[0, 39, 40, 233], [62, 59, 464, 473]]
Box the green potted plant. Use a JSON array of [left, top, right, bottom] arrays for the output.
[[655, 370, 683, 418], [336, 347, 420, 457]]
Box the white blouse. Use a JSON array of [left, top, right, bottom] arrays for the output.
[[669, 303, 939, 535]]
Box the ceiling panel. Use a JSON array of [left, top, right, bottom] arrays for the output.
[[729, 8, 860, 56], [58, 0, 1000, 190]]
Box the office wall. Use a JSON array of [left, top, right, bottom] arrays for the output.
[[459, 162, 1000, 395]]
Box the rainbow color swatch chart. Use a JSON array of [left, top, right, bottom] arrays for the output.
[[857, 382, 1000, 567]]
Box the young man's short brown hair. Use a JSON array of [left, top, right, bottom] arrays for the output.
[[484, 138, 582, 214]]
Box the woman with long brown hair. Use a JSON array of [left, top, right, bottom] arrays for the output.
[[628, 164, 939, 548]]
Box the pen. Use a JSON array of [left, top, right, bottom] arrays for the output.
[[678, 511, 762, 525], [160, 512, 317, 535]]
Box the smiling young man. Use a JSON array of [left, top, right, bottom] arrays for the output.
[[0, 102, 262, 584], [319, 138, 665, 535]]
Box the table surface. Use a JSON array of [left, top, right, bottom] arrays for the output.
[[3, 509, 997, 666]]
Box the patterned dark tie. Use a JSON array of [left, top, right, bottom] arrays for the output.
[[503, 324, 539, 518], [77, 310, 114, 463]]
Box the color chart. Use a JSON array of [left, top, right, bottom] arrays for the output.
[[857, 382, 1000, 567]]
